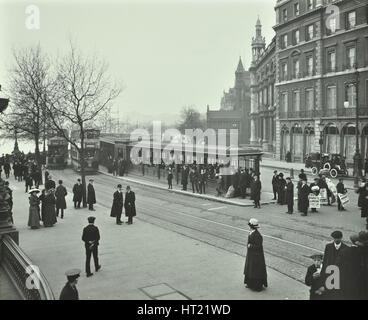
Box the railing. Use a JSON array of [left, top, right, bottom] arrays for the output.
[[279, 110, 320, 119], [323, 107, 368, 117], [0, 235, 55, 300]]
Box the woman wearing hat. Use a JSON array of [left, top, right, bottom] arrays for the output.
[[243, 218, 267, 292], [28, 188, 41, 229]]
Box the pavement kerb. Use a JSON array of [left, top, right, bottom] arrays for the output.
[[98, 170, 275, 207]]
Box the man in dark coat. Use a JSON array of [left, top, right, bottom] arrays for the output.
[[299, 178, 310, 216], [271, 170, 278, 200], [250, 175, 261, 208], [59, 269, 80, 300], [199, 167, 207, 194], [336, 178, 347, 211], [181, 165, 188, 191], [321, 230, 348, 300], [305, 254, 325, 300], [298, 169, 307, 181], [277, 173, 286, 204], [4, 161, 10, 179], [45, 175, 56, 191], [124, 185, 136, 224], [167, 168, 173, 189], [87, 179, 96, 211], [82, 216, 101, 277], [72, 179, 83, 209], [285, 177, 294, 214], [244, 218, 267, 291], [239, 169, 247, 199], [110, 184, 124, 225], [55, 180, 67, 219]]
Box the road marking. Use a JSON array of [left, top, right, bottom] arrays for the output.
[[207, 206, 227, 211], [201, 203, 212, 206]]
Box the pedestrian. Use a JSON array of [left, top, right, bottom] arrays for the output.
[[55, 180, 67, 219], [271, 170, 278, 200], [336, 178, 347, 211], [181, 165, 188, 191], [277, 173, 286, 205], [305, 254, 325, 300], [250, 175, 261, 209], [25, 173, 33, 193], [243, 218, 267, 292], [87, 179, 96, 211], [167, 168, 173, 190], [299, 178, 310, 216], [309, 178, 320, 213], [124, 185, 136, 225], [365, 158, 368, 177], [82, 216, 101, 277], [359, 182, 368, 230], [321, 231, 348, 300], [72, 179, 83, 209], [39, 188, 57, 227], [216, 174, 224, 196], [44, 170, 49, 183], [239, 169, 247, 199], [28, 188, 41, 229], [59, 269, 81, 300], [285, 177, 294, 214], [4, 161, 10, 179], [318, 175, 331, 206], [45, 175, 56, 191], [4, 181, 13, 224], [110, 184, 124, 225], [298, 169, 307, 181], [199, 167, 207, 194]]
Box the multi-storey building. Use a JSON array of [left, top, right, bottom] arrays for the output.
[[206, 58, 251, 145], [274, 0, 368, 164]]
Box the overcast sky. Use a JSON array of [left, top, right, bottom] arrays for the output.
[[0, 0, 275, 124]]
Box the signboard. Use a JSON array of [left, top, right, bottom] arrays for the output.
[[320, 188, 328, 205], [338, 193, 350, 206], [308, 194, 320, 209]]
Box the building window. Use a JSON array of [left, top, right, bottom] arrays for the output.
[[281, 62, 288, 80], [281, 92, 288, 112], [293, 59, 300, 78], [283, 8, 288, 22], [306, 55, 314, 76], [328, 16, 337, 34], [345, 84, 356, 108], [292, 29, 300, 45], [280, 34, 288, 49], [346, 11, 356, 29], [307, 0, 314, 10], [346, 46, 356, 69], [306, 88, 314, 110], [294, 3, 300, 16], [293, 90, 300, 112], [326, 85, 337, 109], [306, 24, 314, 41], [327, 50, 336, 72]]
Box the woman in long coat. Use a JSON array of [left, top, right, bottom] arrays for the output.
[[55, 180, 67, 219], [111, 184, 124, 225], [124, 186, 136, 225], [250, 175, 261, 208], [244, 218, 267, 291], [277, 173, 286, 205], [28, 188, 41, 229], [40, 189, 57, 227]]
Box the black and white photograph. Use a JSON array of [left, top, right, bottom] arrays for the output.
[[0, 0, 368, 307]]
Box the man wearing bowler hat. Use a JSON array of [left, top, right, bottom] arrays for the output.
[[321, 230, 348, 299], [82, 216, 101, 277], [59, 269, 81, 300]]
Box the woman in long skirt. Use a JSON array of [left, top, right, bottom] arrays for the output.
[[40, 189, 57, 227], [28, 188, 41, 229], [244, 218, 268, 291]]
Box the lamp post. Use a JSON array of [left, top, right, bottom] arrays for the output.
[[318, 121, 324, 172]]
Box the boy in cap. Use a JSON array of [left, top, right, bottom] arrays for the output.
[[59, 269, 81, 300], [305, 254, 325, 300], [82, 217, 101, 277]]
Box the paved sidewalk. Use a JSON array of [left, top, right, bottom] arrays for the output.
[[99, 166, 275, 207], [9, 178, 308, 300]]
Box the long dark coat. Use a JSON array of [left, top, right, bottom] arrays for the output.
[[277, 178, 286, 204], [285, 182, 294, 206], [59, 283, 79, 300], [40, 191, 57, 226], [305, 264, 325, 300], [244, 229, 267, 287], [55, 185, 67, 209], [360, 189, 368, 217], [72, 183, 83, 202], [110, 191, 124, 217], [299, 184, 310, 213], [250, 180, 261, 201], [87, 183, 96, 205], [124, 191, 136, 217]]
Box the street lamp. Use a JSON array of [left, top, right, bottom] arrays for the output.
[[344, 64, 361, 188]]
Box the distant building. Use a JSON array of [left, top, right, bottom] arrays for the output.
[[206, 57, 251, 146]]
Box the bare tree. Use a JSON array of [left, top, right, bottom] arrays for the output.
[[47, 43, 122, 206], [0, 45, 51, 175], [177, 106, 206, 133]]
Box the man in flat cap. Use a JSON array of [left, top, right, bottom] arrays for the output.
[[321, 230, 348, 299], [305, 254, 325, 300], [82, 217, 101, 277], [59, 269, 81, 300]]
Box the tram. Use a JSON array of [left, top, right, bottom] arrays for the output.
[[46, 130, 68, 169], [71, 129, 100, 174]]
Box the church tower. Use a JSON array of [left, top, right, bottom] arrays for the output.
[[251, 17, 266, 63]]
